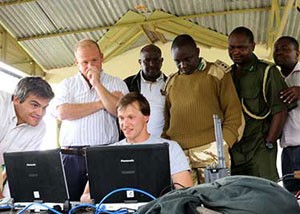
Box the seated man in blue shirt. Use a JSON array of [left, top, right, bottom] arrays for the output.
[[80, 92, 193, 202]]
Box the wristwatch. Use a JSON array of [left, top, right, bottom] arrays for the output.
[[265, 140, 274, 149]]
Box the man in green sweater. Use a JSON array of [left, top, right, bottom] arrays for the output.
[[162, 34, 244, 184], [228, 27, 296, 181]]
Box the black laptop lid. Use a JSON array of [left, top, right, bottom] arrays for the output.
[[86, 143, 171, 203], [4, 149, 69, 203]]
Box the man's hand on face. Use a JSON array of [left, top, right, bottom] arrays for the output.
[[87, 66, 101, 87], [280, 86, 300, 103]]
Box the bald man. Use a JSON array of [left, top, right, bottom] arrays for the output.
[[54, 39, 128, 200]]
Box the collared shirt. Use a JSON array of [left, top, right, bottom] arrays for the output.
[[231, 54, 294, 139], [280, 61, 300, 147], [140, 71, 166, 137], [55, 71, 128, 147], [0, 91, 45, 165], [178, 58, 207, 75], [230, 54, 296, 165]]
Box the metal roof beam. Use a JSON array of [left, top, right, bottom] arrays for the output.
[[0, 0, 36, 7], [268, 0, 295, 58], [0, 25, 44, 76], [157, 20, 227, 48], [138, 25, 155, 44], [267, 0, 280, 49], [104, 30, 143, 62], [0, 31, 7, 61], [155, 27, 210, 48], [275, 0, 295, 40], [17, 7, 277, 42]]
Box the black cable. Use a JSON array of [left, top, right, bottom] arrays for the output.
[[159, 182, 186, 197], [173, 182, 186, 188], [159, 185, 172, 197], [115, 207, 137, 212], [277, 173, 295, 183]]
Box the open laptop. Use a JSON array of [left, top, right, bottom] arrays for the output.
[[86, 143, 171, 204], [3, 149, 69, 205]]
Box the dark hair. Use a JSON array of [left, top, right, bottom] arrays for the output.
[[140, 44, 162, 56], [276, 36, 299, 50], [171, 34, 197, 50], [14, 77, 54, 103], [229, 26, 254, 43], [117, 92, 150, 116]]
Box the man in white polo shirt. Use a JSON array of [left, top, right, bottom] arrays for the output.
[[124, 44, 167, 137], [0, 77, 54, 197], [273, 36, 300, 193], [54, 39, 128, 201]]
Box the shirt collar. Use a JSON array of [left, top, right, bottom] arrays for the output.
[[291, 61, 300, 75], [140, 70, 164, 83], [232, 54, 258, 72], [196, 58, 207, 72], [10, 99, 28, 127], [10, 100, 17, 123]]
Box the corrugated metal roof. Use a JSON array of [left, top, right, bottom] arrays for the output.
[[0, 0, 299, 73]]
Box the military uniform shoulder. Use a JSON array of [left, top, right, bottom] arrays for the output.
[[258, 59, 277, 67], [213, 60, 231, 73], [167, 71, 178, 78], [208, 60, 231, 80], [258, 59, 281, 71]]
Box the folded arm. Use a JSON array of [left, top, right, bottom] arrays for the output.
[[57, 101, 104, 120]]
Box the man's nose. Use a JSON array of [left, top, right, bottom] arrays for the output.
[[178, 61, 186, 69], [149, 60, 157, 67], [36, 107, 45, 116], [124, 118, 130, 125], [230, 47, 240, 54], [87, 62, 93, 69]]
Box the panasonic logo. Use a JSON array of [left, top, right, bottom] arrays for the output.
[[26, 163, 37, 167], [120, 159, 134, 163]]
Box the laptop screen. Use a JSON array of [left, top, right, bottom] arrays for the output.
[[86, 143, 171, 203], [4, 149, 69, 203]]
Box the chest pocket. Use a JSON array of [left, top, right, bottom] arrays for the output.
[[240, 88, 261, 115], [240, 64, 272, 120], [241, 86, 271, 120]]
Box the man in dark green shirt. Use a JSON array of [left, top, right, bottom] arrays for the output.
[[227, 26, 295, 181]]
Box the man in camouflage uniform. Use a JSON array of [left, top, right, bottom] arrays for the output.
[[228, 27, 296, 181]]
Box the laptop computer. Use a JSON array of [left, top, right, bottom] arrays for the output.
[[86, 143, 171, 203], [3, 149, 69, 204]]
